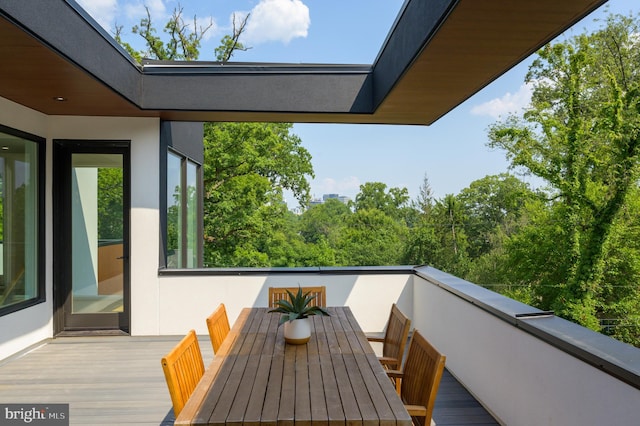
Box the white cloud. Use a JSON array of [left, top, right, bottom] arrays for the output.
[[471, 82, 533, 119], [242, 0, 310, 45], [76, 0, 118, 31], [123, 0, 167, 23], [77, 0, 169, 32]]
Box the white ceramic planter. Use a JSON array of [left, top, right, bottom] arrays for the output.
[[283, 317, 311, 344]]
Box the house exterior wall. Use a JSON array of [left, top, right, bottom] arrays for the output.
[[0, 96, 161, 360], [48, 116, 160, 336], [0, 97, 412, 358], [0, 98, 50, 360]]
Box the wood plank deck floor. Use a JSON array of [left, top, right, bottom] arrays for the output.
[[0, 336, 499, 425]]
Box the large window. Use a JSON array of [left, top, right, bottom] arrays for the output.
[[0, 126, 44, 314], [166, 150, 202, 268]]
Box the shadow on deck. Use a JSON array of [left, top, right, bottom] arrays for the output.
[[0, 336, 498, 425]]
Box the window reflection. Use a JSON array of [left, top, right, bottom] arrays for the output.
[[0, 131, 40, 310], [166, 150, 201, 268], [186, 160, 197, 268], [167, 152, 182, 268]]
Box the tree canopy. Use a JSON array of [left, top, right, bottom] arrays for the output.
[[488, 12, 640, 330], [202, 122, 313, 266], [115, 8, 640, 346]]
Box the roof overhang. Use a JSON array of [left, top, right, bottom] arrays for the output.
[[0, 0, 607, 125]]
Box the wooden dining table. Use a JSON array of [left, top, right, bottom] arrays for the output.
[[175, 306, 412, 426]]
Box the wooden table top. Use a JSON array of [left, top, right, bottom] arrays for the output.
[[176, 306, 412, 426]]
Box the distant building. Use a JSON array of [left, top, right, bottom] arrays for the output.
[[308, 194, 351, 209]]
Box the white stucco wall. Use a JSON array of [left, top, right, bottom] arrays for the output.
[[413, 274, 640, 426], [0, 96, 161, 360], [157, 273, 414, 336], [47, 116, 161, 336]]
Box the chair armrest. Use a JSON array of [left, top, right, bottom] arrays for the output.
[[385, 369, 403, 379], [365, 331, 385, 342], [404, 404, 427, 417], [378, 356, 398, 367]]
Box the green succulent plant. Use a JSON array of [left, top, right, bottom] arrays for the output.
[[268, 287, 330, 325]]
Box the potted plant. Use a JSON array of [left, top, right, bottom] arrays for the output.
[[268, 287, 330, 344]]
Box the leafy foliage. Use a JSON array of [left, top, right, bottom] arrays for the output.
[[117, 5, 213, 61], [97, 167, 123, 241], [114, 8, 640, 346], [113, 5, 249, 62], [202, 122, 314, 266], [488, 12, 640, 331], [215, 13, 252, 61]]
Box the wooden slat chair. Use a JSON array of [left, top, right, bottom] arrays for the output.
[[386, 330, 446, 426], [206, 303, 230, 354], [161, 329, 205, 417], [367, 303, 411, 371], [268, 286, 326, 308]]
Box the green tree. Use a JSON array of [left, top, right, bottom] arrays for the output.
[[115, 5, 213, 61], [333, 182, 410, 266], [336, 208, 406, 266], [114, 6, 250, 62], [354, 182, 410, 221], [457, 174, 539, 259], [97, 167, 123, 241], [430, 194, 469, 276], [202, 122, 313, 266], [492, 198, 568, 306], [299, 198, 351, 245], [595, 188, 640, 345], [215, 13, 252, 61], [488, 13, 640, 329], [256, 209, 336, 267], [115, 8, 313, 267], [403, 174, 439, 266]]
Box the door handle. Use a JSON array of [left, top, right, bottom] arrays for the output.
[[116, 256, 129, 260]]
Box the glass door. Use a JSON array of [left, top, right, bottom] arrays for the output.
[[54, 142, 129, 333]]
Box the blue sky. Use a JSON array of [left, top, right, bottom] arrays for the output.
[[77, 0, 638, 208]]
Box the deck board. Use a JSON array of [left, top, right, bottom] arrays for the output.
[[0, 336, 499, 425]]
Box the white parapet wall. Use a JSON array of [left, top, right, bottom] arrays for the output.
[[156, 271, 414, 336], [413, 267, 640, 426]]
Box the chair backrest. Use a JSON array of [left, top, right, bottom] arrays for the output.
[[268, 286, 326, 308], [382, 303, 412, 370], [400, 330, 446, 426], [161, 329, 205, 417], [206, 303, 230, 354]]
